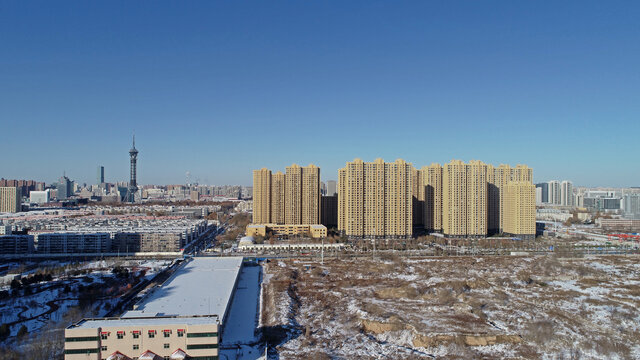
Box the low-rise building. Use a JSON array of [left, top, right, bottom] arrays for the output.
[[65, 257, 243, 360], [599, 218, 640, 231], [246, 224, 327, 238], [0, 235, 34, 254], [36, 233, 111, 253]]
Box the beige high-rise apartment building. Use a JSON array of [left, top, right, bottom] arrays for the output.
[[252, 168, 271, 224], [422, 163, 443, 232], [512, 164, 533, 183], [338, 158, 412, 238], [493, 164, 512, 233], [467, 160, 488, 236], [486, 164, 500, 234], [443, 160, 467, 237], [442, 160, 487, 237], [251, 164, 321, 227], [486, 164, 534, 234], [285, 164, 303, 224], [0, 187, 21, 213], [337, 168, 347, 232], [412, 167, 423, 227], [503, 181, 536, 240], [271, 171, 285, 224], [301, 164, 321, 225]]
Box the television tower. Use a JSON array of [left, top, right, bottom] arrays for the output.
[[125, 135, 138, 203]]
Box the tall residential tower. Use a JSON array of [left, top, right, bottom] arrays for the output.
[[338, 158, 413, 238], [251, 164, 321, 225]]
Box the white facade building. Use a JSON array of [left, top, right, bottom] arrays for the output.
[[548, 180, 561, 205], [561, 180, 574, 207], [29, 189, 51, 204]]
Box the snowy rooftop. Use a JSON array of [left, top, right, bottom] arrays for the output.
[[72, 315, 220, 329], [70, 257, 243, 329], [122, 257, 243, 318]]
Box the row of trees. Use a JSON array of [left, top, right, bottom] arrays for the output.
[[10, 273, 54, 290]]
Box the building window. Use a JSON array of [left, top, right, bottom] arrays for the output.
[[164, 343, 170, 349], [117, 333, 123, 339], [177, 330, 184, 337], [133, 344, 139, 350], [101, 334, 108, 340], [133, 333, 139, 339], [164, 332, 170, 338], [101, 346, 107, 351]]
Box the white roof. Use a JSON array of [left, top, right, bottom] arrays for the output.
[[73, 315, 219, 329], [122, 257, 243, 319]]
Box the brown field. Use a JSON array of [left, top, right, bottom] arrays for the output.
[[261, 254, 640, 359]]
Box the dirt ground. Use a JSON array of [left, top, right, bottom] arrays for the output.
[[260, 254, 640, 359]]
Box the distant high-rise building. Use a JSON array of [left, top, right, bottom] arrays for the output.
[[326, 180, 337, 196], [338, 158, 413, 238], [412, 167, 423, 228], [301, 164, 321, 225], [0, 187, 21, 213], [271, 171, 286, 224], [503, 181, 536, 240], [442, 160, 487, 238], [536, 183, 549, 203], [561, 180, 574, 206], [285, 164, 303, 225], [436, 161, 534, 238], [56, 175, 73, 200], [0, 179, 42, 197], [252, 168, 271, 224], [548, 180, 561, 205], [421, 163, 443, 232], [320, 181, 327, 196], [252, 164, 321, 226], [97, 166, 105, 184], [321, 195, 338, 228], [536, 186, 543, 205], [623, 194, 640, 218]]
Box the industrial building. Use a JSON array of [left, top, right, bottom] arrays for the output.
[[64, 257, 243, 360]]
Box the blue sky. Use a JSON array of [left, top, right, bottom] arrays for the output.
[[1, 1, 639, 187]]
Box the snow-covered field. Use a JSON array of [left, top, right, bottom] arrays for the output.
[[261, 255, 640, 359]]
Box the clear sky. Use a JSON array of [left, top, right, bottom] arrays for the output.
[[1, 1, 639, 187]]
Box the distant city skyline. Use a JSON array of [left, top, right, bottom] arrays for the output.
[[1, 2, 639, 187], [1, 148, 638, 189]]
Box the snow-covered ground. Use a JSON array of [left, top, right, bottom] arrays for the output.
[[261, 255, 640, 359], [220, 264, 264, 360], [0, 259, 172, 351]]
